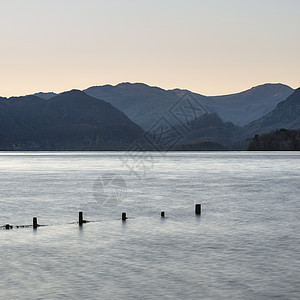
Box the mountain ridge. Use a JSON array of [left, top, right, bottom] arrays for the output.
[[24, 82, 294, 129], [1, 83, 299, 151], [84, 82, 294, 128], [243, 87, 300, 137], [0, 90, 143, 150]]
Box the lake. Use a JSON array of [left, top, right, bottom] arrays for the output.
[[0, 152, 299, 299]]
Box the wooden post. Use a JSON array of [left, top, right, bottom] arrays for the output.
[[33, 217, 38, 229], [195, 204, 201, 215], [79, 212, 83, 225], [161, 211, 165, 218], [122, 212, 127, 221]]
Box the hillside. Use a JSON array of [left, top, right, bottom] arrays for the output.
[[84, 83, 195, 129], [173, 113, 242, 147], [0, 90, 143, 150], [2, 83, 298, 151], [243, 88, 300, 137], [84, 82, 293, 129], [149, 88, 300, 150], [204, 83, 293, 126]]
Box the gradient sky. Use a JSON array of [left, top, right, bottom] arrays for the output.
[[1, 0, 299, 97]]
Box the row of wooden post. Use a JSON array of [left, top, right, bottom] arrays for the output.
[[81, 203, 201, 224], [3, 204, 201, 229]]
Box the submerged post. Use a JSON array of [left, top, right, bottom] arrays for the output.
[[161, 211, 165, 218], [195, 204, 201, 215], [122, 212, 127, 221], [79, 212, 83, 225], [33, 217, 38, 229]]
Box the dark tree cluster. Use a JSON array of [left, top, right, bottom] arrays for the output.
[[248, 129, 300, 151]]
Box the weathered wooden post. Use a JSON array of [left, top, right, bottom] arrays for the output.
[[195, 204, 201, 215], [122, 212, 127, 221], [79, 212, 83, 225], [161, 211, 165, 218], [33, 217, 38, 229]]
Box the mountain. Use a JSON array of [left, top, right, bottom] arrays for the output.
[[0, 90, 143, 150], [136, 113, 242, 151], [0, 95, 46, 145], [32, 92, 57, 100], [1, 83, 297, 151], [84, 82, 293, 129], [243, 88, 300, 137], [84, 82, 194, 129], [203, 83, 294, 126], [248, 129, 300, 151], [145, 87, 300, 150], [174, 113, 242, 146]]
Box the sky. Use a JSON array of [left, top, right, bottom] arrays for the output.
[[0, 0, 299, 97]]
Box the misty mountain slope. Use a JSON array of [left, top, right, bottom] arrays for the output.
[[242, 87, 300, 137], [0, 90, 143, 150], [84, 82, 204, 129], [2, 82, 295, 151], [187, 83, 293, 126], [167, 88, 300, 148], [84, 82, 293, 129]]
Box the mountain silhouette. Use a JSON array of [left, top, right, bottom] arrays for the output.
[[0, 90, 143, 150], [1, 83, 299, 151]]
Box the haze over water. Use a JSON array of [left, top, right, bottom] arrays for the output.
[[0, 152, 299, 299]]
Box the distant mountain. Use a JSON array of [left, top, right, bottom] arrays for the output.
[[243, 87, 300, 137], [0, 90, 143, 150], [173, 113, 242, 146], [84, 83, 190, 129], [32, 92, 57, 100], [1, 82, 297, 151], [248, 129, 300, 151], [84, 82, 293, 129], [150, 87, 300, 150], [202, 83, 294, 126]]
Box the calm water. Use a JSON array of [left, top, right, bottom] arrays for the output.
[[0, 152, 299, 299]]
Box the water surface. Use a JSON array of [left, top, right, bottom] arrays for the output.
[[0, 152, 299, 299]]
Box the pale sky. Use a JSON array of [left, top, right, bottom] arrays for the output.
[[1, 0, 299, 97]]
